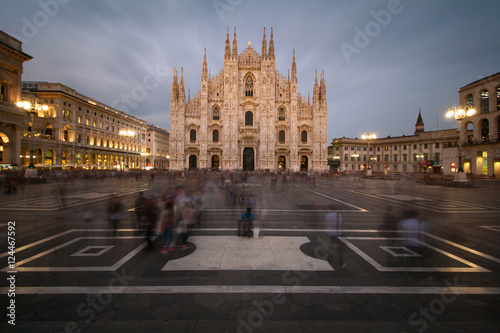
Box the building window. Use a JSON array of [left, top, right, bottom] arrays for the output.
[[0, 82, 8, 101], [190, 129, 196, 142], [86, 118, 89, 126], [212, 129, 219, 142], [403, 154, 407, 162], [394, 155, 398, 162], [78, 116, 81, 124], [403, 145, 407, 150], [424, 143, 428, 149], [413, 144, 417, 149], [497, 87, 500, 111], [466, 94, 473, 106], [301, 130, 307, 143], [435, 142, 440, 148], [384, 155, 389, 162], [481, 90, 489, 114], [93, 120, 96, 127], [212, 105, 220, 121], [245, 111, 253, 126], [278, 107, 285, 121], [244, 75, 254, 97], [278, 130, 285, 143]]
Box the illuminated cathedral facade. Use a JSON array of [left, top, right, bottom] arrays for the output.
[[169, 27, 328, 171]]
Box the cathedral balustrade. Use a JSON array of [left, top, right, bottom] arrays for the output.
[[239, 126, 259, 134]]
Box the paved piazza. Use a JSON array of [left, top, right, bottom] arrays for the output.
[[0, 175, 499, 332]]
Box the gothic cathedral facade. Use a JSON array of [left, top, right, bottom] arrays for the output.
[[169, 27, 328, 172]]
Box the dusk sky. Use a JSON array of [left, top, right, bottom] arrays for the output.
[[1, 0, 499, 141]]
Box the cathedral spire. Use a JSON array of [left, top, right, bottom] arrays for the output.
[[171, 68, 179, 103], [232, 27, 238, 59], [268, 27, 275, 59], [202, 48, 208, 78], [261, 27, 267, 59], [291, 49, 297, 79], [179, 67, 185, 103], [224, 26, 231, 60], [320, 70, 326, 103], [313, 70, 319, 102]]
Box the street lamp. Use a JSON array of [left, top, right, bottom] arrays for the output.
[[361, 132, 376, 175], [16, 98, 48, 177], [119, 129, 136, 169], [446, 105, 475, 180]]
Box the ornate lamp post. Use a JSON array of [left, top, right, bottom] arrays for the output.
[[446, 105, 475, 181], [361, 132, 376, 176], [16, 98, 48, 177], [119, 129, 136, 170]]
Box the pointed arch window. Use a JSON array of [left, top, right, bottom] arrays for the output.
[[245, 75, 254, 97], [212, 105, 220, 121], [190, 129, 196, 142], [481, 90, 489, 114], [301, 130, 307, 143], [278, 130, 285, 143], [212, 129, 219, 142], [278, 107, 285, 121], [245, 111, 253, 126]]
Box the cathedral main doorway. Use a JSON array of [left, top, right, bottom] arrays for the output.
[[300, 156, 308, 171], [278, 156, 286, 170], [242, 148, 254, 171], [189, 155, 197, 169], [211, 155, 219, 169]]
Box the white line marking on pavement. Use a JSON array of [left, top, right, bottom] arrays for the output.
[[2, 285, 499, 295], [340, 237, 490, 272], [480, 226, 500, 232], [308, 190, 368, 212]]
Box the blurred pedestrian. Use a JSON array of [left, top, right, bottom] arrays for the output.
[[325, 210, 347, 268], [159, 199, 175, 254], [398, 208, 428, 280], [143, 197, 159, 250], [240, 207, 254, 237], [134, 191, 147, 231], [107, 194, 124, 238]]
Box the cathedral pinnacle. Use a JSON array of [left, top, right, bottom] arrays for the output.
[[291, 49, 297, 79], [313, 70, 319, 102], [202, 48, 208, 78], [268, 27, 275, 59], [261, 27, 267, 59], [232, 27, 238, 59], [224, 26, 231, 60]]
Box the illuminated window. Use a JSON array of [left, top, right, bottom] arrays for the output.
[[481, 90, 489, 114]]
